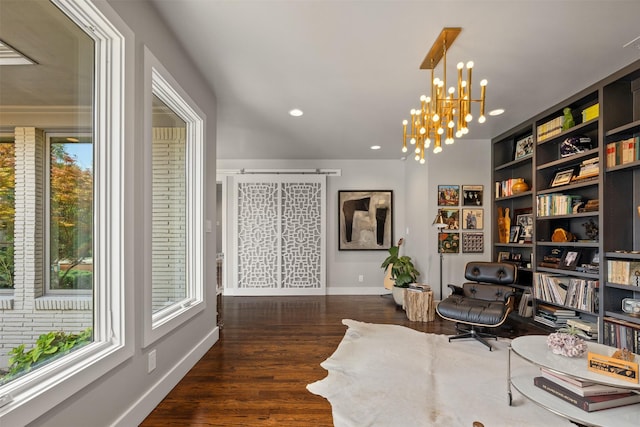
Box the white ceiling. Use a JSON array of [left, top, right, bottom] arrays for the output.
[[2, 1, 640, 162], [151, 0, 640, 160]]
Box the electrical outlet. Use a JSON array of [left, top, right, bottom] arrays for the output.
[[148, 349, 157, 373], [358, 274, 364, 283]]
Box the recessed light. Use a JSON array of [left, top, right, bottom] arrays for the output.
[[489, 109, 505, 116], [370, 145, 381, 150], [289, 108, 303, 117]]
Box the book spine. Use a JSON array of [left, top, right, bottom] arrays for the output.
[[534, 376, 584, 409]]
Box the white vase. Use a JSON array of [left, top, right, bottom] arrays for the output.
[[392, 286, 405, 306]]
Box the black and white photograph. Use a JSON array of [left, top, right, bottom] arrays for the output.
[[462, 185, 483, 206], [516, 213, 533, 243]]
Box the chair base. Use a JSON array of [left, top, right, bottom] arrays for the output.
[[448, 324, 498, 351]]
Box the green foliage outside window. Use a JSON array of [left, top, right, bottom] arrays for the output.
[[0, 328, 93, 384]]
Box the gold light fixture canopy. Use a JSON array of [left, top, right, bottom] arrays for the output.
[[402, 27, 487, 164]]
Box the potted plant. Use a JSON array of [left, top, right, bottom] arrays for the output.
[[381, 238, 420, 306]]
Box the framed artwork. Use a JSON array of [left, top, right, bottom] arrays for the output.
[[515, 213, 533, 243], [462, 185, 483, 206], [509, 225, 522, 243], [462, 232, 484, 253], [550, 168, 575, 187], [441, 208, 460, 229], [514, 134, 534, 160], [560, 249, 581, 270], [462, 208, 483, 230], [438, 185, 460, 206], [438, 232, 459, 253], [338, 190, 392, 250]]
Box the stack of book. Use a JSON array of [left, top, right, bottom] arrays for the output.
[[537, 116, 563, 142], [536, 194, 583, 217], [533, 303, 578, 328], [534, 369, 640, 412], [533, 273, 599, 312], [572, 157, 599, 181], [566, 318, 598, 341], [607, 260, 640, 286]]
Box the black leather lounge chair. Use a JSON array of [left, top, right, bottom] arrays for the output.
[[436, 261, 517, 351]]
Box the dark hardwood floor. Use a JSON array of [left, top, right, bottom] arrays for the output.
[[141, 294, 547, 426]]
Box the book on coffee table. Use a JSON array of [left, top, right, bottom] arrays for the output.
[[540, 368, 630, 397], [534, 376, 640, 412]]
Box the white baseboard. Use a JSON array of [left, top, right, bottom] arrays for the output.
[[327, 286, 387, 295], [113, 327, 220, 427]]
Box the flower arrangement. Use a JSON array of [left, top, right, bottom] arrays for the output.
[[547, 326, 588, 357]]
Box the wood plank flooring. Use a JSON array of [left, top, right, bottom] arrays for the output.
[[141, 295, 546, 426]]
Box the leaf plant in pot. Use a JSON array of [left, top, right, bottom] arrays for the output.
[[381, 238, 420, 306]]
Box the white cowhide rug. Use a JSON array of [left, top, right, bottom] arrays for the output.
[[307, 319, 573, 427]]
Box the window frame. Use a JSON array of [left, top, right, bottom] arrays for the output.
[[0, 135, 15, 295], [142, 46, 206, 348], [0, 0, 131, 424], [44, 132, 94, 295]]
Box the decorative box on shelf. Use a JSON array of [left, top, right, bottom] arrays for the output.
[[582, 103, 599, 122]]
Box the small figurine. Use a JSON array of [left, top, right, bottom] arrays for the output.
[[582, 218, 598, 241], [562, 107, 575, 130]]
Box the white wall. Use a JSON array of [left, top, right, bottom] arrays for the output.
[[218, 141, 492, 298]]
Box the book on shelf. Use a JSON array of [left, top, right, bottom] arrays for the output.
[[603, 317, 640, 354], [533, 273, 598, 312], [537, 116, 563, 142], [540, 368, 631, 397], [607, 260, 640, 286], [606, 135, 640, 167], [566, 318, 598, 333], [533, 376, 640, 412]]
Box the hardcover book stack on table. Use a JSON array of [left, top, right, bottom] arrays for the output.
[[534, 368, 640, 412]]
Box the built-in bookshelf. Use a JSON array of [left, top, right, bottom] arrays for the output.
[[492, 58, 640, 344]]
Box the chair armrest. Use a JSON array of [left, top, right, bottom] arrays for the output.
[[446, 284, 464, 295]]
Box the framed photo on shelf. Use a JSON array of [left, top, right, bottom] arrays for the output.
[[515, 213, 533, 243], [462, 185, 483, 206], [497, 251, 511, 262], [438, 185, 460, 206], [509, 225, 522, 243], [550, 168, 575, 187], [462, 232, 484, 253], [560, 249, 581, 270], [462, 208, 483, 230], [338, 190, 392, 251], [513, 134, 533, 160]]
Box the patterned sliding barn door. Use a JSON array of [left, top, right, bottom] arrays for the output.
[[231, 175, 326, 295]]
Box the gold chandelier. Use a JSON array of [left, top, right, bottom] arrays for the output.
[[402, 28, 487, 164]]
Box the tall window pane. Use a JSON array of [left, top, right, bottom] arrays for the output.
[[151, 95, 187, 312], [0, 139, 15, 290], [48, 137, 93, 291]]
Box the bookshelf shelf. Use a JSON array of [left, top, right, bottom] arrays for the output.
[[493, 58, 640, 343]]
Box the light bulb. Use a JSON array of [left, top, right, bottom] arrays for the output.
[[467, 61, 474, 69], [414, 154, 420, 161], [420, 158, 425, 164], [461, 81, 467, 88], [402, 146, 407, 153], [425, 138, 431, 147], [457, 62, 464, 69], [455, 130, 463, 138], [433, 146, 442, 154], [432, 113, 440, 122], [402, 119, 408, 125], [410, 108, 416, 115], [420, 95, 427, 102], [448, 86, 455, 94], [445, 137, 454, 145], [480, 79, 488, 86], [425, 96, 431, 102], [437, 127, 444, 135], [462, 127, 469, 135], [415, 147, 420, 154], [478, 115, 486, 123], [448, 120, 454, 128], [433, 77, 440, 85], [420, 127, 426, 135], [410, 138, 416, 145], [465, 113, 473, 122]]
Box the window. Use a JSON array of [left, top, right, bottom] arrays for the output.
[[0, 0, 128, 423], [143, 47, 205, 346], [47, 135, 93, 293], [0, 138, 14, 292]]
